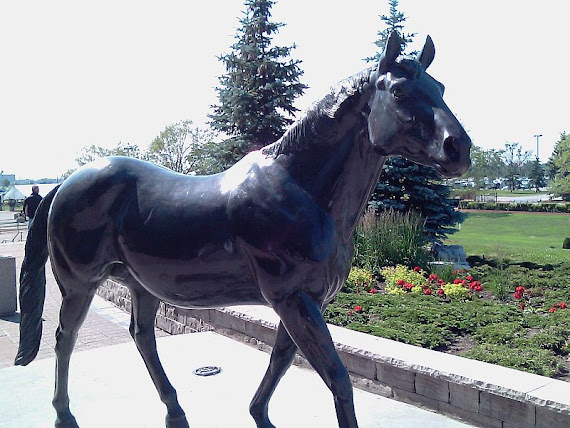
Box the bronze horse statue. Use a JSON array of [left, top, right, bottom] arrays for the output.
[[15, 32, 470, 428]]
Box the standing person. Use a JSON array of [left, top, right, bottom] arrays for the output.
[[22, 186, 42, 230]]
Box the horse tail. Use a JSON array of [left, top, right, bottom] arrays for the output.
[[14, 184, 61, 366]]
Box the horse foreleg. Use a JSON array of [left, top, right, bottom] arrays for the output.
[[53, 288, 96, 428], [250, 322, 298, 428], [275, 291, 358, 428], [128, 284, 189, 428]]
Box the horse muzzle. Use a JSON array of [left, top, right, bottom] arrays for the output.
[[431, 134, 472, 178]]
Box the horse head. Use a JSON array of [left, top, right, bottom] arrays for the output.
[[367, 32, 471, 178]]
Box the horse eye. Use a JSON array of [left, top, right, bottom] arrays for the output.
[[391, 85, 406, 99]]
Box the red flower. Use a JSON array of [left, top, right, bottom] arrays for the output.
[[438, 288, 445, 296], [515, 286, 525, 293], [437, 279, 445, 285], [453, 279, 462, 284], [560, 302, 567, 309], [354, 305, 363, 313], [397, 279, 406, 286], [423, 288, 432, 295], [513, 292, 523, 300], [369, 288, 377, 294], [347, 310, 354, 316], [428, 274, 438, 281], [474, 285, 483, 292], [466, 275, 474, 282], [519, 304, 525, 310], [453, 269, 459, 276], [403, 283, 414, 291], [413, 266, 422, 272], [549, 307, 557, 313]]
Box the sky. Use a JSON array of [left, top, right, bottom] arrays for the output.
[[1, 0, 568, 180]]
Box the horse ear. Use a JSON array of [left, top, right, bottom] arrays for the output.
[[417, 35, 435, 70], [378, 31, 402, 74]]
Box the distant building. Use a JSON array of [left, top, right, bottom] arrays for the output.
[[0, 173, 16, 187]]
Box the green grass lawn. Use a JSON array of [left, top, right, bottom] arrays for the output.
[[446, 211, 570, 264]]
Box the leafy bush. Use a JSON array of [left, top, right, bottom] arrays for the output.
[[563, 238, 570, 249], [353, 209, 432, 274], [343, 267, 374, 293]]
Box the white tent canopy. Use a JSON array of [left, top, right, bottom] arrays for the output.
[[2, 186, 26, 201]]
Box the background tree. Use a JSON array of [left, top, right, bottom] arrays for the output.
[[209, 0, 306, 171], [528, 159, 547, 192], [75, 142, 142, 166], [502, 142, 531, 192], [468, 145, 504, 186], [148, 120, 217, 174], [549, 132, 570, 200], [366, 0, 417, 62], [366, 0, 463, 245]]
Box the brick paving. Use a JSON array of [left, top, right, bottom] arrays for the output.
[[0, 236, 169, 369]]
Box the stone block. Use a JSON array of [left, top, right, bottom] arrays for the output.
[[438, 401, 502, 428], [536, 406, 570, 428], [0, 256, 17, 315], [449, 382, 480, 413], [338, 349, 376, 379], [209, 310, 232, 329], [244, 321, 276, 346], [376, 362, 415, 392], [415, 372, 449, 403], [393, 386, 438, 410], [480, 391, 535, 427], [229, 315, 247, 334]]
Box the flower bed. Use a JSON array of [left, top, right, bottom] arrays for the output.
[[325, 262, 570, 379]]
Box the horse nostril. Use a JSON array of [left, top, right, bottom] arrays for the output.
[[443, 136, 460, 162]]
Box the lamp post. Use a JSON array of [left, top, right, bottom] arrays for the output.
[[534, 134, 542, 160]]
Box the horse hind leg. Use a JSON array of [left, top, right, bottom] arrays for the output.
[[125, 277, 189, 428], [52, 282, 97, 428]]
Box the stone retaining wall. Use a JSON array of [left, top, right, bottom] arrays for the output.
[[97, 279, 570, 428]]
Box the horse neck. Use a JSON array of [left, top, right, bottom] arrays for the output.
[[280, 111, 386, 241]]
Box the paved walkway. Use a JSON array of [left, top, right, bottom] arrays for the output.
[[0, 332, 473, 428]]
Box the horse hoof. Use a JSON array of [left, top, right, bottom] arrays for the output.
[[54, 414, 79, 428], [166, 413, 190, 428]]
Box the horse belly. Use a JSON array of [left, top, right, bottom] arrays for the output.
[[122, 249, 266, 308]]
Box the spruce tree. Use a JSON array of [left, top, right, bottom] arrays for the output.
[[209, 0, 306, 170], [367, 0, 464, 244]]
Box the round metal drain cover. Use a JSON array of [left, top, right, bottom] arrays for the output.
[[193, 366, 222, 376]]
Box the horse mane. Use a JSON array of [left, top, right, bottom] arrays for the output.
[[263, 65, 377, 157]]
